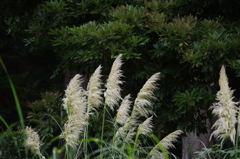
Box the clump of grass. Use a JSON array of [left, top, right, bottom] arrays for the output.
[[24, 54, 182, 159], [197, 66, 240, 159], [210, 66, 239, 145], [209, 66, 240, 159]]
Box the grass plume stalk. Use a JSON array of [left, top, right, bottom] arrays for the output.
[[115, 94, 132, 125], [61, 74, 88, 156], [210, 66, 238, 144], [210, 66, 239, 158], [85, 65, 103, 158], [116, 73, 160, 142], [131, 73, 160, 119], [134, 116, 153, 150], [25, 126, 45, 159], [113, 94, 132, 146], [100, 54, 124, 156], [131, 73, 160, 148], [86, 65, 103, 114], [104, 54, 123, 110], [113, 73, 161, 150], [149, 130, 183, 159]]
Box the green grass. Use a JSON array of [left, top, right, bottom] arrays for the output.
[[0, 57, 25, 129]]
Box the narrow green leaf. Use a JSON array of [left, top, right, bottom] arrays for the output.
[[0, 57, 25, 129]]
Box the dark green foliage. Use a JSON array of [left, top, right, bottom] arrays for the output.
[[27, 91, 65, 140], [173, 87, 215, 132], [0, 130, 25, 159]]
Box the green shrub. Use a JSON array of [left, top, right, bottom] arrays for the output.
[[27, 91, 65, 140], [0, 130, 25, 159]]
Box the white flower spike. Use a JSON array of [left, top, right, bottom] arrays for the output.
[[25, 126, 45, 159], [105, 54, 124, 110], [210, 66, 238, 145]]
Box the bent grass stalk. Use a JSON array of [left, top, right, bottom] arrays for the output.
[[210, 66, 240, 159]]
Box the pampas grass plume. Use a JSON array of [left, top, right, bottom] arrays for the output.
[[25, 126, 45, 159], [133, 72, 160, 118], [87, 65, 103, 113], [116, 73, 160, 142], [61, 74, 88, 148], [115, 126, 136, 143], [62, 115, 87, 148], [138, 116, 153, 136], [105, 54, 123, 110], [116, 94, 132, 125], [159, 130, 183, 150], [210, 66, 238, 144], [62, 74, 87, 115], [150, 130, 183, 158]]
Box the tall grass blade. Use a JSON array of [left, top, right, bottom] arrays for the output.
[[0, 57, 25, 129], [0, 115, 10, 129]]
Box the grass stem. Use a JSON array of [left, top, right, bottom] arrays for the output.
[[100, 104, 107, 158], [235, 127, 239, 159], [0, 57, 25, 129]]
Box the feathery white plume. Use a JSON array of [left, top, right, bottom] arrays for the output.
[[149, 148, 165, 159], [115, 73, 160, 143], [87, 65, 103, 113], [125, 127, 137, 142], [159, 130, 183, 150], [105, 54, 124, 110], [62, 74, 87, 115], [61, 74, 88, 148], [149, 130, 183, 158], [116, 94, 132, 125], [210, 66, 238, 144], [133, 73, 160, 118], [25, 126, 45, 159], [62, 114, 87, 148], [115, 117, 138, 142], [137, 116, 153, 136]]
